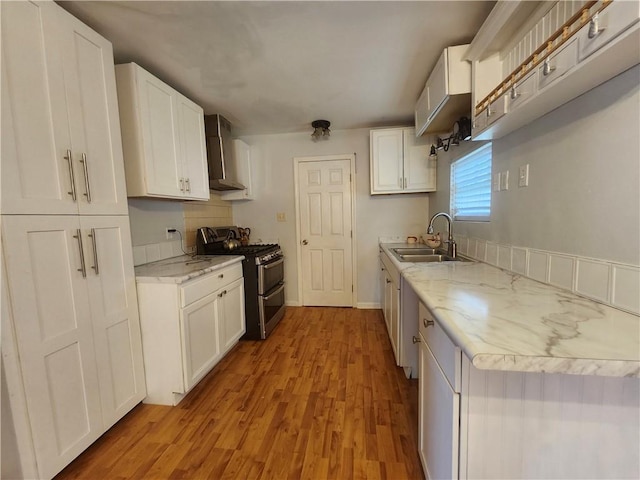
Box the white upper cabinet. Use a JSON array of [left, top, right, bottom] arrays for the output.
[[220, 139, 254, 201], [469, 0, 640, 140], [1, 1, 128, 215], [115, 63, 210, 201], [370, 127, 436, 195], [415, 45, 471, 136]]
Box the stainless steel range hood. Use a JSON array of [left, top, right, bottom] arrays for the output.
[[204, 114, 246, 191]]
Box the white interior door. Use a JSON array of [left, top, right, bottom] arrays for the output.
[[296, 156, 354, 306]]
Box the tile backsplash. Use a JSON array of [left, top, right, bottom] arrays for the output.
[[133, 240, 186, 266], [456, 235, 640, 316]]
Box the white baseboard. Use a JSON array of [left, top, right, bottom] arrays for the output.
[[357, 302, 381, 309], [285, 300, 301, 307]]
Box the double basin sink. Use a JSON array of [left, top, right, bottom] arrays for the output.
[[390, 247, 471, 263]]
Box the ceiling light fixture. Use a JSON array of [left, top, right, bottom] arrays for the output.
[[311, 120, 330, 141]]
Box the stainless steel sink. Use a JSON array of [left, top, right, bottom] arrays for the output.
[[390, 247, 471, 263]]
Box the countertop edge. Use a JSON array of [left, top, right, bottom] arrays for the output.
[[135, 255, 245, 284], [379, 243, 640, 378]]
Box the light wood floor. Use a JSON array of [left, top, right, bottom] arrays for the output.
[[56, 307, 422, 479]]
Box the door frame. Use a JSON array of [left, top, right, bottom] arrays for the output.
[[293, 154, 357, 308]]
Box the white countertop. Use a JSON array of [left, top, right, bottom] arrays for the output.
[[380, 243, 640, 377], [134, 255, 244, 284]]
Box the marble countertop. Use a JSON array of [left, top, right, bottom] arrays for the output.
[[380, 243, 640, 377], [135, 255, 244, 284]]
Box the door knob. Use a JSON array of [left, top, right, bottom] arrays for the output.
[[302, 239, 308, 245]]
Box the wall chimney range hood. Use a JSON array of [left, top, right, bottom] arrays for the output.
[[204, 114, 246, 191]]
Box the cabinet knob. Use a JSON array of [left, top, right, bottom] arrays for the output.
[[386, 279, 392, 284], [412, 336, 421, 344], [510, 86, 521, 101], [218, 274, 224, 278], [423, 318, 434, 328]]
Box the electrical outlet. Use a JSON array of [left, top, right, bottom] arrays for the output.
[[519, 164, 529, 187], [493, 173, 501, 192], [166, 227, 175, 240], [500, 170, 509, 191]]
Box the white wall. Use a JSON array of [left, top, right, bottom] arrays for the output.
[[233, 128, 430, 307], [127, 198, 185, 246], [430, 65, 640, 266]]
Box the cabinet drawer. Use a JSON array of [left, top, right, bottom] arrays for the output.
[[578, 1, 640, 62], [181, 263, 242, 307], [418, 302, 460, 392], [507, 70, 536, 112], [537, 38, 578, 91], [486, 94, 507, 126]]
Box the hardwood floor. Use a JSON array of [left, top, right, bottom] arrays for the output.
[[56, 307, 422, 479]]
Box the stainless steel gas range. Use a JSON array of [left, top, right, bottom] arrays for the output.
[[196, 226, 285, 339]]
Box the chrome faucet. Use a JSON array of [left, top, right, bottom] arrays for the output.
[[427, 212, 456, 258]]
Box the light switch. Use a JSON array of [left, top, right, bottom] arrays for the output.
[[276, 212, 286, 222], [519, 164, 529, 187], [493, 173, 500, 192], [500, 170, 509, 191]]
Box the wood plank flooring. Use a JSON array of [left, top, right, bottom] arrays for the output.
[[56, 307, 422, 479]]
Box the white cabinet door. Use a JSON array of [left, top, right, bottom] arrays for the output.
[[1, 1, 127, 216], [426, 51, 448, 121], [176, 94, 209, 200], [370, 127, 435, 194], [60, 9, 128, 215], [403, 129, 436, 192], [370, 128, 404, 193], [81, 216, 146, 429], [116, 63, 210, 200], [389, 278, 400, 364], [180, 292, 221, 391], [218, 277, 246, 354], [1, 215, 103, 479], [135, 66, 183, 197], [419, 339, 460, 480]]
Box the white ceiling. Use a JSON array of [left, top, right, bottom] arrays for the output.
[[59, 1, 495, 136]]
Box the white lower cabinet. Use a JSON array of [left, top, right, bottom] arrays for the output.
[[137, 262, 245, 405], [417, 301, 640, 479], [1, 215, 146, 479], [380, 249, 418, 377]]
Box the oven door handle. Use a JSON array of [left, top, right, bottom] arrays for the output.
[[262, 256, 284, 270], [262, 282, 285, 301]]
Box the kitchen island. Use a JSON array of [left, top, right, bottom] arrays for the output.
[[380, 242, 639, 479]]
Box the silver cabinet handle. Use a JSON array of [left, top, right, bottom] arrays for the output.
[[588, 12, 604, 39], [486, 107, 493, 118], [542, 59, 556, 77], [65, 149, 77, 201], [263, 283, 285, 302], [88, 228, 99, 275], [185, 178, 191, 193], [73, 229, 87, 278], [179, 178, 185, 192], [423, 318, 434, 328], [412, 336, 421, 344], [79, 153, 91, 203], [510, 86, 521, 100]]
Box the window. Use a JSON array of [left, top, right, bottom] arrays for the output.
[[450, 143, 492, 221]]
